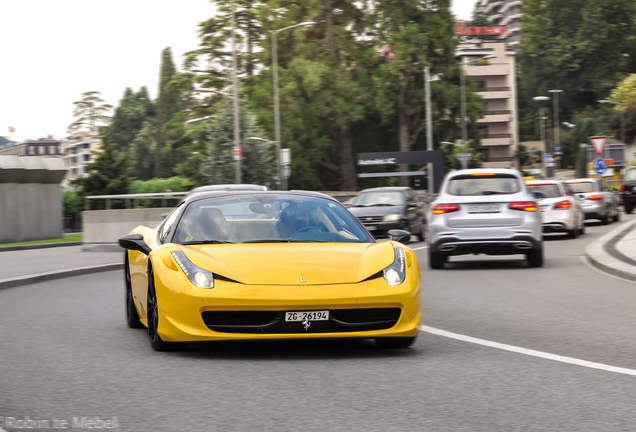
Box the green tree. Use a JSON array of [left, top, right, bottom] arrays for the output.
[[155, 47, 185, 178], [127, 119, 158, 181], [370, 0, 481, 184], [105, 87, 155, 152], [199, 101, 276, 188], [72, 137, 129, 207], [68, 91, 113, 134], [519, 0, 636, 116]]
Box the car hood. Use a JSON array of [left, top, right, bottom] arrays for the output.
[[177, 242, 396, 285], [348, 205, 405, 217]]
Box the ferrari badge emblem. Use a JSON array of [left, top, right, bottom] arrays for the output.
[[302, 319, 311, 330]]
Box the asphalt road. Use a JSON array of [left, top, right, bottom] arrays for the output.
[[2, 217, 636, 432]]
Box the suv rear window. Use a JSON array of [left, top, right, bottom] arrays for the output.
[[567, 182, 595, 193], [446, 174, 520, 196], [528, 184, 562, 198]]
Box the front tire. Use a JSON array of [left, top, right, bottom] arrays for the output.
[[147, 268, 177, 352], [125, 252, 143, 329], [376, 336, 416, 349], [613, 208, 621, 222]]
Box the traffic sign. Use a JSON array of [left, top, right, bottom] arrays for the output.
[[232, 146, 242, 161], [456, 153, 472, 169], [593, 157, 607, 175], [588, 136, 608, 157]]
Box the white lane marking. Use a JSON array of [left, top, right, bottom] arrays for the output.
[[420, 324, 636, 377]]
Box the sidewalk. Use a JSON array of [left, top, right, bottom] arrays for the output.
[[584, 217, 636, 282], [1, 224, 636, 290], [0, 245, 122, 290]]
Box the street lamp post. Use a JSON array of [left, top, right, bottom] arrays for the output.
[[231, 0, 241, 184], [533, 96, 550, 177], [548, 89, 563, 158], [598, 99, 626, 144], [271, 21, 317, 190], [441, 141, 470, 169]]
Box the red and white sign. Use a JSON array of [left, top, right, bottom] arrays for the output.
[[232, 146, 243, 161], [455, 25, 510, 36], [588, 136, 608, 157]]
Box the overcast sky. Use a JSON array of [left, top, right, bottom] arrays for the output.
[[0, 0, 475, 141]]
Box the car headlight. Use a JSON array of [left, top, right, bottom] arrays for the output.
[[384, 213, 402, 222], [171, 251, 214, 288], [383, 247, 406, 286]]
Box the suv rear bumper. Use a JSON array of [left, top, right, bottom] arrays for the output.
[[431, 235, 541, 256]]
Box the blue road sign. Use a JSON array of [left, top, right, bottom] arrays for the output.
[[593, 157, 607, 175]]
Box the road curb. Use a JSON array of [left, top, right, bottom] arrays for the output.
[[0, 263, 123, 291], [0, 242, 83, 252], [584, 218, 636, 282]]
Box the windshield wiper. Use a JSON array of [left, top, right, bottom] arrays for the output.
[[182, 240, 234, 245]]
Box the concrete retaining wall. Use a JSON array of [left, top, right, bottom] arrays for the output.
[[0, 156, 66, 243], [83, 208, 173, 244]]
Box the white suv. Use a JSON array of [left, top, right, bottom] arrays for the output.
[[427, 169, 543, 269]]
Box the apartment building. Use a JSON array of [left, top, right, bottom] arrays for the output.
[[458, 41, 519, 168], [0, 138, 62, 157], [472, 0, 522, 48], [61, 131, 102, 188]]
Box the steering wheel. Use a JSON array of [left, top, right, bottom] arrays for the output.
[[296, 226, 324, 234]]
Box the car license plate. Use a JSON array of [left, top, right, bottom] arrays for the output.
[[285, 311, 329, 322], [540, 205, 550, 212], [468, 205, 501, 213]]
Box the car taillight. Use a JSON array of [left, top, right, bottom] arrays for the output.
[[620, 184, 625, 192], [554, 200, 572, 210], [432, 204, 460, 214], [586, 195, 603, 201], [509, 201, 537, 212]]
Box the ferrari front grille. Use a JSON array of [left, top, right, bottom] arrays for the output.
[[201, 308, 401, 334]]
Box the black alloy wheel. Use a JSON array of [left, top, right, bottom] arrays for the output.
[[376, 336, 417, 349], [147, 268, 176, 351], [125, 252, 143, 329]]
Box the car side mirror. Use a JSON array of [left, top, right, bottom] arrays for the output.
[[118, 233, 152, 255], [388, 229, 411, 244], [533, 191, 546, 200]]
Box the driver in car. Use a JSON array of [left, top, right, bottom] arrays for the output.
[[276, 201, 313, 238]]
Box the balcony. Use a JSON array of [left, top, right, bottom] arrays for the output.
[[500, 0, 521, 14], [465, 64, 511, 77], [478, 87, 513, 99], [481, 134, 513, 146], [478, 110, 512, 123], [484, 0, 503, 14]]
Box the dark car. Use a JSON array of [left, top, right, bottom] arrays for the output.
[[347, 187, 426, 241], [622, 167, 636, 214]]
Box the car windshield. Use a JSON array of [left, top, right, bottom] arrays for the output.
[[567, 182, 595, 193], [446, 174, 520, 196], [351, 191, 405, 206], [528, 184, 562, 198], [173, 194, 374, 244], [624, 169, 636, 181]]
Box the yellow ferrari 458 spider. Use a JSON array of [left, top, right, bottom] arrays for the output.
[[118, 190, 420, 351]]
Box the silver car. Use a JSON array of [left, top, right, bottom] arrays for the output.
[[565, 178, 620, 224], [427, 168, 543, 269]]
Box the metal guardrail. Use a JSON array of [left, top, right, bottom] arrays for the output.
[[84, 191, 360, 210], [85, 192, 188, 210]]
